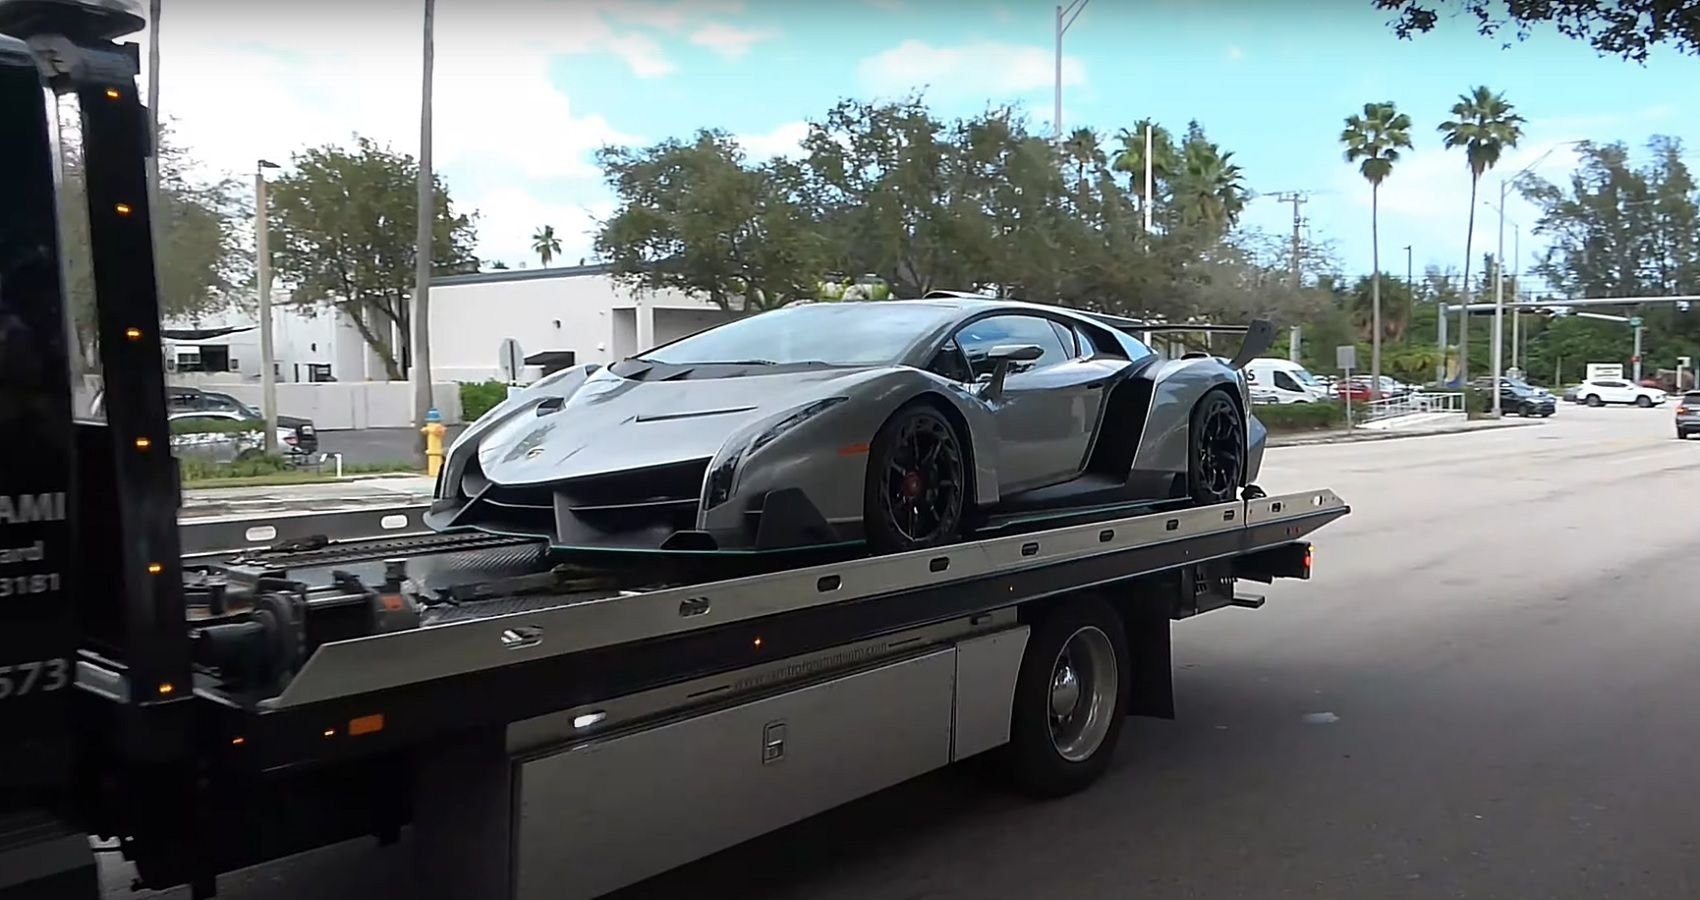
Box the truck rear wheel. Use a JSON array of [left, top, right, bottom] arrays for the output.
[[997, 595, 1132, 798]]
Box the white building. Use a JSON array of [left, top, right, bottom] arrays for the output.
[[426, 264, 735, 382], [162, 303, 376, 385], [153, 266, 738, 426]]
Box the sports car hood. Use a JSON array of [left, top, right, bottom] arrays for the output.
[[474, 365, 873, 486]]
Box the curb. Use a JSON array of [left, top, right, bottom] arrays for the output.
[[1267, 418, 1545, 448]]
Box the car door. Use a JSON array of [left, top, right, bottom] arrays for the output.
[[1590, 379, 1629, 402], [955, 313, 1104, 492]]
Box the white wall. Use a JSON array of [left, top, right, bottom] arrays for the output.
[[194, 381, 465, 429], [163, 301, 359, 383], [429, 267, 734, 381]]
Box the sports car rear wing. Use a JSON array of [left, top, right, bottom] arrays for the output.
[[913, 292, 1275, 371], [1081, 313, 1276, 371]]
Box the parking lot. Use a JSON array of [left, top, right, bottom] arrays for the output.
[[111, 402, 1700, 899]]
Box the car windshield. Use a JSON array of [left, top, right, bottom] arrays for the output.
[[636, 303, 957, 367], [1290, 367, 1321, 386]]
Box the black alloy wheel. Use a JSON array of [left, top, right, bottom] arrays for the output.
[[1188, 390, 1245, 505], [864, 403, 966, 553]]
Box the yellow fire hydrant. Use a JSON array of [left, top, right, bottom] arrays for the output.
[[422, 407, 447, 478]]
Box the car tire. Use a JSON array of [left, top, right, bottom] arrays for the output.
[[995, 594, 1131, 798], [1188, 389, 1245, 506], [1636, 395, 1654, 408], [1586, 394, 1603, 407], [863, 400, 967, 554]]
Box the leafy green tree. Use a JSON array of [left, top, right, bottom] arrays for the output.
[[1438, 85, 1524, 385], [54, 117, 249, 369], [595, 129, 828, 312], [1374, 0, 1700, 62], [266, 135, 481, 380], [531, 225, 561, 268], [1342, 100, 1415, 395], [1519, 135, 1700, 375]]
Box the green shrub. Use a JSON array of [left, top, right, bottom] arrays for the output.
[[170, 417, 260, 436], [460, 380, 510, 421], [1253, 401, 1349, 432]]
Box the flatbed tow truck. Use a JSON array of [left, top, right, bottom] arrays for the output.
[[0, 3, 1349, 898]]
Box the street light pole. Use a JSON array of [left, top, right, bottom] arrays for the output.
[[254, 159, 281, 453], [1052, 0, 1089, 144]]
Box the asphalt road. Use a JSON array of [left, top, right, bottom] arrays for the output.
[[106, 403, 1700, 899], [315, 426, 466, 465]]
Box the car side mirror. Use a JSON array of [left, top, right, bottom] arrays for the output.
[[980, 343, 1044, 401]]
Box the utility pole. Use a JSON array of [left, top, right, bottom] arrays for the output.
[[1272, 191, 1308, 362], [254, 159, 280, 453], [413, 0, 437, 459]]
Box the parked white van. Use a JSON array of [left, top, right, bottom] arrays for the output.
[[1244, 358, 1330, 404]]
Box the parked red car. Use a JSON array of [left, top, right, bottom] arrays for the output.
[[1334, 380, 1373, 402]]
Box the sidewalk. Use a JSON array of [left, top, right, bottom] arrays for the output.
[[180, 474, 437, 519], [1267, 414, 1543, 448]]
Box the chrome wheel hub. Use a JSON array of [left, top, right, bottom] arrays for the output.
[[1046, 626, 1119, 763]]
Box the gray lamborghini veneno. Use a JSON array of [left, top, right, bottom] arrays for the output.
[[425, 293, 1272, 555]]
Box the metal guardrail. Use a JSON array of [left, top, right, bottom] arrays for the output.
[[1363, 391, 1464, 422]]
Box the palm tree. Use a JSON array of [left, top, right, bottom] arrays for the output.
[[1341, 100, 1414, 398], [531, 225, 561, 268], [1171, 137, 1248, 233], [1437, 86, 1524, 386], [1061, 127, 1104, 184]]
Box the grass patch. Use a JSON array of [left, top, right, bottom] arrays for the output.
[[178, 454, 419, 487]]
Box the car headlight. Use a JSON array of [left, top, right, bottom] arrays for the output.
[[703, 397, 848, 510]]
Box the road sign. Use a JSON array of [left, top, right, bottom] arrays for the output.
[[1629, 316, 1643, 327], [1335, 345, 1357, 370], [498, 337, 525, 384]]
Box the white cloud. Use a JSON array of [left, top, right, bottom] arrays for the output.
[[857, 40, 1086, 98], [132, 0, 780, 268], [737, 121, 810, 160], [1227, 45, 1244, 60], [690, 22, 779, 59], [473, 189, 614, 269]]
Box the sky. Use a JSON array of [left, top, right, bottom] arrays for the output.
[[141, 0, 1700, 290]]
